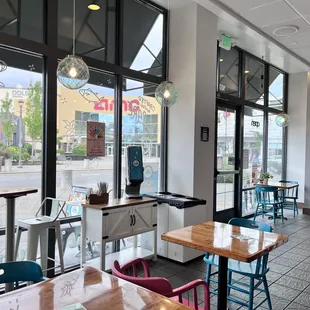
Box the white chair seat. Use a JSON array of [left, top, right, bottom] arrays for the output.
[[18, 216, 55, 226]]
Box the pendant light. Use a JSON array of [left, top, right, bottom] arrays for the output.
[[155, 81, 178, 107], [155, 0, 179, 107], [275, 112, 289, 127], [57, 0, 90, 90]]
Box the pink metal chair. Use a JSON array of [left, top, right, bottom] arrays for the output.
[[112, 258, 210, 310]]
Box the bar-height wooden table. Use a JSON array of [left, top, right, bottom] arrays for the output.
[[162, 221, 288, 310], [0, 266, 191, 310], [0, 188, 38, 292]]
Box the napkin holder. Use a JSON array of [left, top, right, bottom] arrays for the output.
[[87, 193, 109, 204]]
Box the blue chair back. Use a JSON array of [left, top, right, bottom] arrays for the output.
[[0, 261, 45, 286], [228, 218, 272, 233], [255, 186, 284, 205], [228, 218, 272, 275], [279, 180, 299, 199]]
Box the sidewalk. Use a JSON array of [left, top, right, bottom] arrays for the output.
[[0, 157, 160, 174]]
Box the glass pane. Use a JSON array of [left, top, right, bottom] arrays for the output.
[[217, 109, 236, 171], [218, 48, 239, 96], [216, 175, 235, 211], [123, 0, 164, 77], [121, 78, 161, 195], [242, 188, 257, 216], [0, 49, 43, 228], [216, 108, 236, 212], [56, 70, 115, 210], [245, 56, 265, 104], [58, 0, 116, 64], [267, 113, 283, 181], [0, 0, 43, 43], [269, 68, 284, 111], [242, 107, 264, 189]]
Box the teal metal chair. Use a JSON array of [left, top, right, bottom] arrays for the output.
[[254, 186, 285, 224], [279, 180, 299, 217], [204, 218, 272, 310], [0, 261, 46, 289]]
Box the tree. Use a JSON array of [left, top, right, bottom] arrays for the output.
[[0, 93, 15, 146], [24, 81, 43, 161]]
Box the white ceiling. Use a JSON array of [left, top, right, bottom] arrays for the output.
[[217, 0, 310, 63], [154, 0, 310, 73]]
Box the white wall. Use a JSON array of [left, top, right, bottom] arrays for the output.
[[168, 2, 217, 221], [287, 72, 310, 204]]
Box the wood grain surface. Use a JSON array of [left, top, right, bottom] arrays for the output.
[[0, 267, 191, 310], [162, 221, 288, 262]]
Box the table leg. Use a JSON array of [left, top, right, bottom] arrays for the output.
[[218, 256, 228, 310], [5, 197, 16, 292]]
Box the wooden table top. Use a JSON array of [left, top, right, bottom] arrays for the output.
[[256, 182, 298, 189], [82, 197, 157, 211], [0, 267, 191, 310], [162, 221, 288, 263], [0, 188, 38, 198]]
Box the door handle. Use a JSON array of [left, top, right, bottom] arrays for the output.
[[130, 215, 133, 226], [133, 214, 136, 226], [214, 170, 220, 178]]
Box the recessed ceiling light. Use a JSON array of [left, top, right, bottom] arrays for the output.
[[88, 3, 100, 10], [273, 26, 299, 37], [220, 58, 224, 62], [245, 70, 250, 74]]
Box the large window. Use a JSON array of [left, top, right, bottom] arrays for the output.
[[121, 79, 161, 194], [0, 0, 167, 275], [217, 47, 288, 217], [123, 0, 165, 77], [218, 48, 239, 96], [0, 0, 44, 43], [58, 0, 116, 64], [0, 49, 43, 262], [244, 56, 265, 104]]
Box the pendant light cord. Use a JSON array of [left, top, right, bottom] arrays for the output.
[[73, 0, 76, 55]]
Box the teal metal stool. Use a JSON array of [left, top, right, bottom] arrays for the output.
[[204, 218, 273, 310], [254, 185, 284, 225], [279, 180, 299, 217]]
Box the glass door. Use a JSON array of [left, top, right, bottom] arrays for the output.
[[214, 104, 241, 222]]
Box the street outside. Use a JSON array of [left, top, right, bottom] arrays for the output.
[[0, 156, 159, 267]]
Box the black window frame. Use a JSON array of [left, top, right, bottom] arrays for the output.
[[216, 45, 288, 218], [0, 0, 168, 277]]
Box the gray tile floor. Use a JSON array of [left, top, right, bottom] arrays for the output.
[[145, 211, 310, 309]]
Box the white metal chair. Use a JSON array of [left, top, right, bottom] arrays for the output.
[[15, 197, 66, 274]]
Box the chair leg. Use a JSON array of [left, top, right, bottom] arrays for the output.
[[273, 207, 276, 226], [248, 278, 254, 310], [205, 263, 211, 286], [27, 228, 39, 262], [55, 222, 65, 274], [15, 225, 22, 260], [295, 200, 299, 215], [281, 205, 284, 223], [40, 229, 48, 275], [227, 270, 232, 297], [254, 205, 259, 220], [263, 275, 272, 310]]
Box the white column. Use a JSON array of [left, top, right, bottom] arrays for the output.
[[287, 72, 310, 204], [168, 2, 217, 219]]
